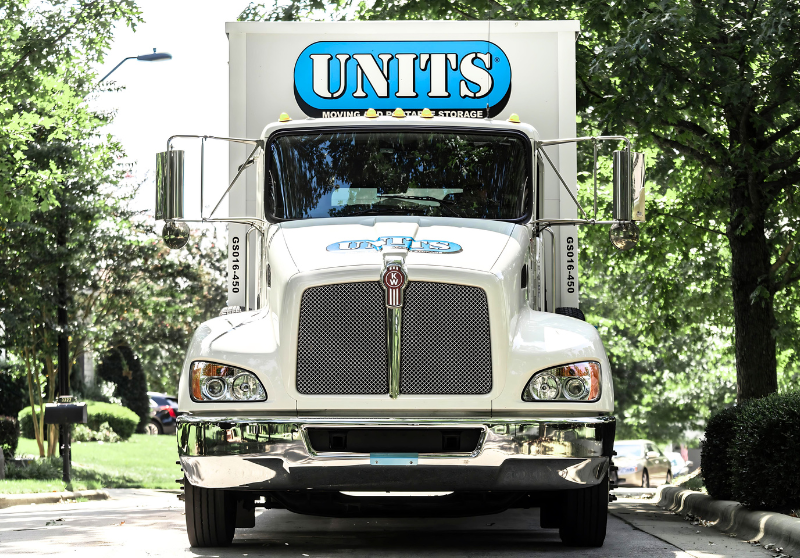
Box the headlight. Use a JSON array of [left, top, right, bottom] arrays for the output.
[[522, 361, 601, 402], [190, 361, 267, 402]]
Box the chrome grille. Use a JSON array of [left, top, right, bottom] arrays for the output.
[[296, 282, 388, 394], [295, 281, 492, 395], [400, 282, 492, 394]]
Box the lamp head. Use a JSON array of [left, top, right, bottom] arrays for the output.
[[137, 49, 172, 62]]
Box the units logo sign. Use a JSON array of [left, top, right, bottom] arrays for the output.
[[294, 41, 512, 118], [326, 236, 462, 253]]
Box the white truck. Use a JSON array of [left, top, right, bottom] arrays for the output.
[[156, 20, 646, 548]]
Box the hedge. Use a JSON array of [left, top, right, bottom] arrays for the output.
[[703, 391, 800, 510], [701, 405, 739, 500], [0, 416, 19, 462], [19, 401, 139, 441], [729, 391, 800, 510]]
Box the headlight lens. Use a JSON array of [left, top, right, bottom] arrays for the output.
[[522, 361, 601, 402], [190, 361, 267, 402]]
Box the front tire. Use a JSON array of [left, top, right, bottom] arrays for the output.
[[665, 470, 673, 484], [559, 475, 609, 547], [184, 477, 236, 547], [641, 469, 650, 488]]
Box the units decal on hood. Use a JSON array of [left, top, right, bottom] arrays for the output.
[[327, 236, 462, 254], [294, 40, 512, 118]]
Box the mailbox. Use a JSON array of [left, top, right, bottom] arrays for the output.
[[44, 402, 88, 425]]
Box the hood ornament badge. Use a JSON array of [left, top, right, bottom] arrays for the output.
[[381, 260, 408, 309]]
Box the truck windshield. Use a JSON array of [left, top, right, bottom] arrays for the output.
[[267, 130, 530, 220]]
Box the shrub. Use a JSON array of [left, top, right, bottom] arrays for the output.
[[729, 391, 800, 510], [18, 406, 43, 440], [19, 401, 138, 441], [702, 405, 741, 500], [83, 401, 138, 440], [0, 416, 19, 462], [0, 371, 28, 419], [5, 456, 61, 480], [73, 422, 121, 443]]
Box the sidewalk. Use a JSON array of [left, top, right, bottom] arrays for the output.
[[610, 499, 771, 558], [658, 486, 800, 558], [0, 489, 110, 509]]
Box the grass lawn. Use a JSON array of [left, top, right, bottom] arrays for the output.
[[2, 434, 182, 494]]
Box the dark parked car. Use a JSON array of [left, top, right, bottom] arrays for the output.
[[146, 392, 179, 435]]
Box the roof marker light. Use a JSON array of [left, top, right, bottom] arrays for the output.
[[420, 108, 433, 119], [392, 108, 406, 118], [279, 112, 292, 122], [508, 113, 521, 124], [365, 108, 378, 118]]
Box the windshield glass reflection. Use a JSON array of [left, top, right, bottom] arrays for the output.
[[268, 130, 529, 220]]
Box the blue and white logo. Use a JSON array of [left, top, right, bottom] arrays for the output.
[[327, 236, 462, 254], [294, 41, 512, 118]]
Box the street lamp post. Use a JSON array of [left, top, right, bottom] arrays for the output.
[[55, 48, 173, 484]]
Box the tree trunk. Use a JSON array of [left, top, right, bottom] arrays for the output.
[[729, 186, 778, 401]]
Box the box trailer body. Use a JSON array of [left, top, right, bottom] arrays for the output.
[[225, 21, 580, 311], [159, 20, 647, 549]]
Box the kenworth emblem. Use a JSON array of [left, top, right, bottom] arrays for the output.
[[294, 41, 512, 118], [382, 262, 408, 309], [381, 259, 408, 398], [327, 236, 462, 253]]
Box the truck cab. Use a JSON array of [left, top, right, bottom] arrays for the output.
[[158, 21, 645, 549]]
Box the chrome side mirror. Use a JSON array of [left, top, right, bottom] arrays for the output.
[[611, 150, 646, 250], [162, 220, 190, 250], [155, 150, 185, 220], [612, 150, 646, 222], [609, 221, 640, 251]]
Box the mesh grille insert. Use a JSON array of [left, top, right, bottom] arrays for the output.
[[400, 282, 492, 394], [296, 282, 388, 394]]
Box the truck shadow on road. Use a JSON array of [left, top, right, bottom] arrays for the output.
[[192, 509, 683, 557]]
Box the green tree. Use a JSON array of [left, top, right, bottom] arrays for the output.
[[241, 0, 800, 407], [0, 0, 141, 223], [95, 343, 149, 431], [112, 226, 228, 394]]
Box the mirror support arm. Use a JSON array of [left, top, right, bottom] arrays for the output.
[[209, 142, 262, 218], [537, 145, 588, 219], [534, 135, 637, 225], [165, 135, 263, 221]]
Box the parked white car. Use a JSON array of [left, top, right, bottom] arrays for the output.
[[612, 440, 673, 487]]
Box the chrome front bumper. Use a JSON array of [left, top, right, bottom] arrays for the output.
[[178, 416, 615, 491]]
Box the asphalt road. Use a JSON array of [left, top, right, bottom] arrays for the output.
[[0, 490, 775, 557]]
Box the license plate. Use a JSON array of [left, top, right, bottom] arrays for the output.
[[370, 453, 418, 466]]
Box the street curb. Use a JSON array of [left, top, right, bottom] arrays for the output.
[[0, 489, 110, 509], [658, 486, 800, 556]]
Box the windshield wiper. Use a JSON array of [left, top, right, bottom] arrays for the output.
[[376, 194, 463, 217], [343, 205, 428, 217]]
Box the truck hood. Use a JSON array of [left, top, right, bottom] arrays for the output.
[[278, 216, 517, 273]]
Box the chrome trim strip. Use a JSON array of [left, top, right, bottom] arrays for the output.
[[387, 307, 402, 399]]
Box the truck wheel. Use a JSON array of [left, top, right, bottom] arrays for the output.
[[184, 477, 236, 547], [559, 475, 609, 547], [555, 307, 586, 321]]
